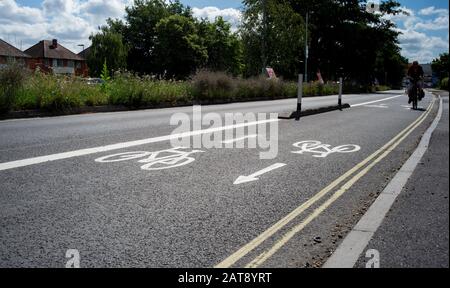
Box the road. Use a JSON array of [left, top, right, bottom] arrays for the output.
[[0, 91, 447, 268]]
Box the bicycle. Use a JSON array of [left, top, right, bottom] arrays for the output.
[[407, 77, 422, 110], [95, 147, 204, 171]]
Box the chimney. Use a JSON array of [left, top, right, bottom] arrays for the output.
[[52, 39, 58, 49]]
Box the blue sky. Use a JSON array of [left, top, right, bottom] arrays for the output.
[[3, 0, 449, 63]]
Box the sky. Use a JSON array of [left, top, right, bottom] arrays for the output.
[[1, 0, 448, 63]]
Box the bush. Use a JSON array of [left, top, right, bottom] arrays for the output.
[[191, 70, 235, 101], [440, 77, 449, 91], [303, 82, 339, 96], [0, 62, 26, 113]]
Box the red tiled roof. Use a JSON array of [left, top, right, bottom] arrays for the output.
[[0, 39, 31, 58], [25, 40, 84, 61]]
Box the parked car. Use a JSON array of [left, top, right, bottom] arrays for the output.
[[85, 78, 105, 85]]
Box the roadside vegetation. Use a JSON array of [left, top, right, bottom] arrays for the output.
[[1, 66, 350, 113], [432, 53, 449, 91]]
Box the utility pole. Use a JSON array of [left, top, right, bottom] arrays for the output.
[[304, 11, 309, 83]]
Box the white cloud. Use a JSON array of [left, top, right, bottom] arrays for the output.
[[192, 6, 242, 30], [414, 14, 449, 31], [384, 6, 449, 63], [0, 0, 45, 24], [0, 0, 131, 53], [396, 28, 449, 63], [419, 6, 448, 17]]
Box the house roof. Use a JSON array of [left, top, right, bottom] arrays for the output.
[[24, 40, 84, 61], [77, 46, 91, 60], [0, 39, 31, 58]]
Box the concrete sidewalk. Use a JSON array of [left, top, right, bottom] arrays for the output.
[[355, 91, 449, 268]]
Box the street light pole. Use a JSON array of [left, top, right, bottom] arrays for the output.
[[261, 0, 268, 74], [304, 11, 309, 83]]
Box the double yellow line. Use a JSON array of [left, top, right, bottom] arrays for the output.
[[215, 97, 437, 268]]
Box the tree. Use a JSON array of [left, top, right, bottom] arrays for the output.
[[241, 0, 406, 85], [241, 0, 306, 79], [153, 15, 208, 79], [432, 53, 449, 81], [118, 0, 193, 75], [197, 17, 243, 76], [288, 0, 405, 85], [87, 31, 128, 77]]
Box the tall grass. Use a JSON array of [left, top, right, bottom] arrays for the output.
[[14, 72, 107, 111], [191, 70, 339, 101], [108, 71, 192, 107], [0, 62, 26, 113], [1, 67, 358, 114]]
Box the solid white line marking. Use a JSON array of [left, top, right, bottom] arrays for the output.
[[234, 163, 286, 185], [351, 95, 403, 107], [323, 96, 443, 268], [0, 119, 278, 172], [363, 104, 389, 109], [0, 94, 410, 172], [222, 135, 257, 144]]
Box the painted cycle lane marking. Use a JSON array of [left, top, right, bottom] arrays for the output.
[[292, 141, 361, 158]]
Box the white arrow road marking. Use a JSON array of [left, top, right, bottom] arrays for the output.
[[222, 135, 257, 144], [234, 163, 286, 185]]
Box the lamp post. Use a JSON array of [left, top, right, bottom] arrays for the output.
[[261, 0, 268, 74], [78, 44, 85, 53], [304, 11, 309, 83]]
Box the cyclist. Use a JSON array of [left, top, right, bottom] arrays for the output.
[[407, 61, 424, 104]]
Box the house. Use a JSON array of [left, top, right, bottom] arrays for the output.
[[24, 39, 88, 77], [77, 46, 91, 60], [421, 64, 435, 87], [0, 38, 31, 68]]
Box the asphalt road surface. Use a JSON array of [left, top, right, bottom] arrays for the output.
[[0, 90, 447, 268]]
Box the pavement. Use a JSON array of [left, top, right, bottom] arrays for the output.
[[353, 90, 448, 268], [0, 90, 447, 268]]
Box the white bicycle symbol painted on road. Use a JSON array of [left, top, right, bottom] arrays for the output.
[[292, 141, 361, 158], [95, 147, 204, 171]]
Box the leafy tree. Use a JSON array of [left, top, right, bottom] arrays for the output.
[[119, 0, 193, 74], [241, 0, 306, 79], [153, 15, 208, 79], [432, 53, 449, 81], [197, 17, 243, 76], [241, 0, 406, 85], [87, 31, 128, 77], [374, 41, 408, 87]]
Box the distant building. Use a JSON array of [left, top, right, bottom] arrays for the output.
[[0, 38, 31, 68], [421, 64, 435, 87], [77, 46, 91, 60], [24, 39, 88, 77]]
